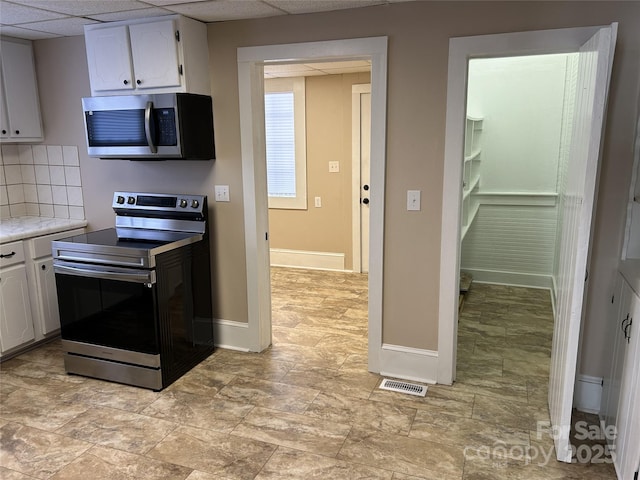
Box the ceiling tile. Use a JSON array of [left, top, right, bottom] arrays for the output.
[[0, 24, 60, 39], [141, 0, 210, 5], [0, 1, 68, 24], [265, 0, 384, 14], [165, 0, 285, 22], [88, 7, 173, 22], [318, 66, 371, 75], [307, 60, 371, 69], [8, 0, 150, 15], [18, 16, 99, 36]]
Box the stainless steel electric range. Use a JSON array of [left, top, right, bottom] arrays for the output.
[[52, 192, 214, 390]]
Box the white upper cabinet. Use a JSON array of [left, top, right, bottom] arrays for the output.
[[0, 37, 44, 143], [84, 15, 210, 96]]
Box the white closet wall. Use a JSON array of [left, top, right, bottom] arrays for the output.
[[461, 54, 575, 288]]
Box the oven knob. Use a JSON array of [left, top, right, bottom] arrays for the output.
[[180, 199, 188, 208], [127, 196, 135, 205], [116, 195, 125, 204], [191, 199, 199, 208]]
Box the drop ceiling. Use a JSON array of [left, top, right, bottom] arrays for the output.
[[0, 0, 411, 40]]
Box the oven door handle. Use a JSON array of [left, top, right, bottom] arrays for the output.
[[54, 263, 156, 285], [145, 101, 157, 154]]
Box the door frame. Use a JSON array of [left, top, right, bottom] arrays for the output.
[[438, 24, 611, 385], [352, 83, 372, 274], [237, 37, 388, 373]]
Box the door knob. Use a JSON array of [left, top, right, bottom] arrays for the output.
[[363, 184, 370, 191]]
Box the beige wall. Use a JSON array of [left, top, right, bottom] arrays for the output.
[[31, 1, 640, 379], [268, 73, 371, 270]]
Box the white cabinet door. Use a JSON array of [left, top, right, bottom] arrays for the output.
[[85, 24, 135, 92], [0, 38, 43, 142], [0, 70, 10, 139], [0, 264, 35, 353], [129, 19, 181, 90], [614, 281, 640, 479], [34, 257, 60, 335]]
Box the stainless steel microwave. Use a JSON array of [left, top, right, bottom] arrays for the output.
[[82, 93, 215, 160]]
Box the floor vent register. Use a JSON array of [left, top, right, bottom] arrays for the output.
[[378, 378, 427, 397]]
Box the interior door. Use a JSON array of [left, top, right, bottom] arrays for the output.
[[352, 84, 371, 273], [548, 23, 618, 463]]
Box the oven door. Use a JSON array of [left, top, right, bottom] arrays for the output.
[[54, 261, 159, 357]]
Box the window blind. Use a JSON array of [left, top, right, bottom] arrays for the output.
[[265, 91, 296, 198]]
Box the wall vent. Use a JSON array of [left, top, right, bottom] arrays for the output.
[[379, 378, 427, 397]]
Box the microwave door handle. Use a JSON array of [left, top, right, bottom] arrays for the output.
[[144, 101, 157, 153]]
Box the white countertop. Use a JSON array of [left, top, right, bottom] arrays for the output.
[[0, 216, 88, 244]]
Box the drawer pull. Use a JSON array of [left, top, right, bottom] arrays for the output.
[[0, 251, 16, 259]]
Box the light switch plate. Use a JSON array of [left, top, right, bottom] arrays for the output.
[[214, 185, 230, 202], [329, 161, 340, 173], [407, 190, 421, 211], [314, 196, 322, 207]]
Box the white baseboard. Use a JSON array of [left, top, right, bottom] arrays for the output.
[[461, 268, 553, 290], [379, 343, 438, 384], [270, 248, 345, 271], [574, 374, 603, 414], [214, 319, 252, 352]]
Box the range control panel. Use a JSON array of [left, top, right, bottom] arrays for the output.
[[113, 192, 206, 215]]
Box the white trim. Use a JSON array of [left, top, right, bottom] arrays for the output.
[[379, 344, 438, 384], [474, 192, 558, 207], [270, 248, 345, 271], [463, 269, 553, 290], [214, 319, 251, 352], [573, 374, 603, 415], [238, 37, 388, 371], [351, 83, 371, 274], [439, 25, 608, 386]]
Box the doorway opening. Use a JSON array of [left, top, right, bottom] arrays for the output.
[[237, 37, 388, 373], [262, 61, 373, 359], [440, 24, 617, 462]]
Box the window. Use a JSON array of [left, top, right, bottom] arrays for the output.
[[264, 77, 307, 209]]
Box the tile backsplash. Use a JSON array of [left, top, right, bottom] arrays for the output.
[[0, 144, 85, 220]]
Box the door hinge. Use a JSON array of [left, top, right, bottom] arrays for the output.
[[175, 30, 180, 41], [634, 470, 638, 480], [612, 295, 615, 303], [265, 232, 268, 241], [178, 64, 183, 76]]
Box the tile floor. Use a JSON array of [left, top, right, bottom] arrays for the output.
[[0, 268, 617, 479]]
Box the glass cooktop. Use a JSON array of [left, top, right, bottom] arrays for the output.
[[58, 227, 199, 250]]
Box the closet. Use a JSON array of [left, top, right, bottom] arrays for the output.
[[459, 54, 575, 292]]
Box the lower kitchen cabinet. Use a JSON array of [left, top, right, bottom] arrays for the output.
[[0, 227, 85, 358], [601, 270, 640, 480], [0, 263, 36, 352], [0, 240, 35, 352]]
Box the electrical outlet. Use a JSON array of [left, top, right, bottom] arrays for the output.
[[407, 190, 421, 211], [314, 196, 322, 207], [214, 185, 230, 202], [329, 161, 340, 173]]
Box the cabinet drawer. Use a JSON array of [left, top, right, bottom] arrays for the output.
[[30, 228, 85, 259], [0, 241, 25, 268]]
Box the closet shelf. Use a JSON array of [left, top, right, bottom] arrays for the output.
[[463, 175, 480, 199], [461, 203, 480, 241], [464, 150, 481, 163]]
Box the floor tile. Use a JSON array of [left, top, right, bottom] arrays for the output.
[[281, 365, 379, 400], [0, 422, 91, 479], [49, 445, 192, 480], [254, 446, 394, 479], [472, 394, 550, 431], [141, 390, 254, 432], [216, 376, 320, 414], [232, 406, 351, 457], [58, 378, 160, 413], [338, 427, 464, 479], [56, 406, 178, 454], [148, 425, 276, 480]]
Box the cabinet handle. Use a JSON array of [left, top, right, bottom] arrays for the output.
[[0, 251, 16, 258], [1, 129, 6, 134], [136, 79, 141, 85], [123, 79, 129, 85], [41, 264, 46, 271], [624, 317, 633, 343], [622, 314, 630, 333], [14, 130, 20, 135]]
